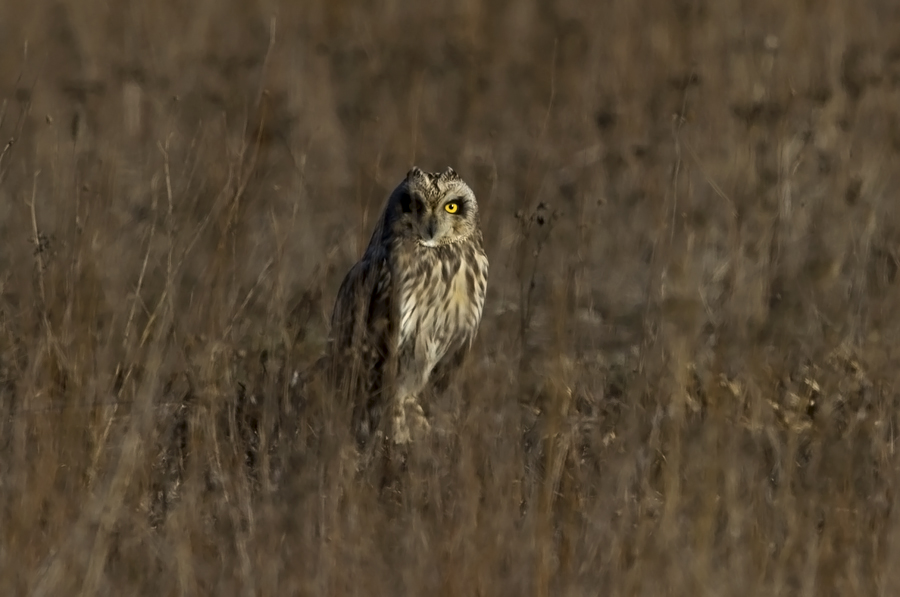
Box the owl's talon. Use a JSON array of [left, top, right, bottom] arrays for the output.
[[391, 398, 431, 444]]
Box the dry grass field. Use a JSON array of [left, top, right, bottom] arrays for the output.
[[1, 0, 900, 594]]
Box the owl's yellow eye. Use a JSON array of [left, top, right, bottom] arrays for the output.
[[444, 202, 459, 214]]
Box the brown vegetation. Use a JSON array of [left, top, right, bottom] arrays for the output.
[[1, 0, 900, 594]]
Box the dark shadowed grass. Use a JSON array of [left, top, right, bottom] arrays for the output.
[[2, 0, 900, 594]]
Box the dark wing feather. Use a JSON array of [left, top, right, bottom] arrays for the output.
[[427, 342, 468, 395], [427, 329, 477, 396], [328, 252, 395, 444]]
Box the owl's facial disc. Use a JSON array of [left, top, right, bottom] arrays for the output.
[[394, 170, 478, 247]]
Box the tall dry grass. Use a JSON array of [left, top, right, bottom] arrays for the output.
[[1, 0, 900, 594]]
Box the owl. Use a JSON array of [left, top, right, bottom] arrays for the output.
[[328, 167, 489, 446]]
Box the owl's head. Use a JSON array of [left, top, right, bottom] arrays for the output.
[[386, 167, 481, 247]]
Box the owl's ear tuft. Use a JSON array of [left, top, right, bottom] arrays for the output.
[[407, 167, 424, 181], [441, 167, 460, 181]]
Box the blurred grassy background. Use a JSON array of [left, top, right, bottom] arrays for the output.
[[1, 0, 900, 594]]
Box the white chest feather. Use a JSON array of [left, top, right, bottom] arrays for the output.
[[397, 255, 487, 373]]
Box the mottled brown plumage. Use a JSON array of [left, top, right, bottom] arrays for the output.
[[329, 167, 489, 445]]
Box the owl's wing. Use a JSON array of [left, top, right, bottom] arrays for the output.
[[329, 253, 395, 443], [331, 254, 393, 357], [330, 258, 370, 351], [427, 331, 479, 396], [427, 343, 468, 395]]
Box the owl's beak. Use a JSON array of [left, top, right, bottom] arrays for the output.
[[424, 217, 437, 241]]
